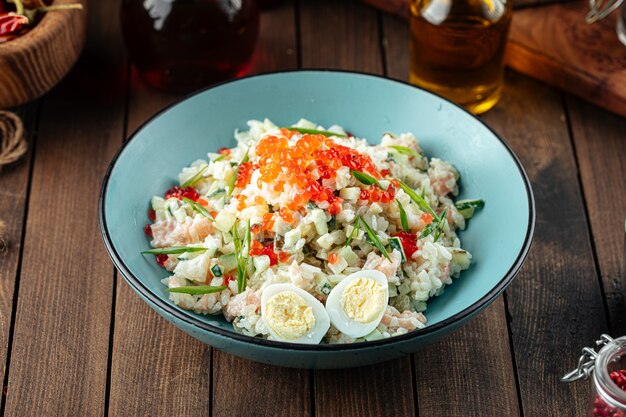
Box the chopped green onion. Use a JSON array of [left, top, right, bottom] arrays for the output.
[[227, 149, 250, 198], [182, 197, 214, 220], [351, 170, 382, 188], [168, 285, 226, 295], [211, 264, 223, 278], [388, 236, 407, 262], [396, 199, 410, 232], [396, 179, 438, 219], [282, 127, 347, 138], [360, 217, 391, 261], [345, 216, 361, 246], [419, 207, 448, 242], [181, 164, 208, 187], [387, 145, 418, 157], [142, 246, 207, 255], [233, 220, 251, 293]]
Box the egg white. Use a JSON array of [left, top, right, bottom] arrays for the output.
[[261, 283, 330, 344], [325, 270, 389, 339]]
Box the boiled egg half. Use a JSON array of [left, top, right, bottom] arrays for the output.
[[261, 284, 330, 344], [325, 270, 389, 339]]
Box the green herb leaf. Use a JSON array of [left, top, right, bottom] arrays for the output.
[[396, 199, 410, 232], [360, 217, 391, 261], [345, 216, 361, 246], [227, 149, 250, 198], [181, 164, 208, 187], [419, 208, 448, 242], [142, 246, 207, 255], [351, 170, 382, 188], [168, 285, 226, 295], [213, 153, 227, 162], [234, 220, 251, 293], [387, 145, 418, 157], [207, 188, 226, 198], [282, 127, 347, 138], [182, 197, 214, 220], [396, 179, 438, 219], [432, 208, 448, 242]]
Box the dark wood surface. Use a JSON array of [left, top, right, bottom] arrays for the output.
[[0, 0, 624, 416]]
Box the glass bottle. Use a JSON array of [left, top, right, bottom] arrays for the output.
[[562, 335, 626, 417], [409, 0, 512, 114], [121, 0, 259, 93]]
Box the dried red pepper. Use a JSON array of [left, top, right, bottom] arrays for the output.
[[0, 12, 28, 36]]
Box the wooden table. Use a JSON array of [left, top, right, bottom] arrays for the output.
[[1, 0, 625, 415]]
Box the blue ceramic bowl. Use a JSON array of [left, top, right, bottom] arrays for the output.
[[99, 70, 534, 369]]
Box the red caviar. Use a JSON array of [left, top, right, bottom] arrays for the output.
[[224, 275, 235, 286], [235, 161, 259, 188], [218, 148, 231, 155], [165, 185, 200, 202], [249, 240, 280, 266], [393, 231, 419, 257], [328, 252, 339, 265], [156, 254, 168, 267], [252, 133, 388, 217], [278, 251, 290, 263], [143, 224, 153, 237], [148, 209, 156, 221]]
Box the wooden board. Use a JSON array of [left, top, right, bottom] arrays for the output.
[[508, 2, 626, 119], [359, 0, 626, 119]]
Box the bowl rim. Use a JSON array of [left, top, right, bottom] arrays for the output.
[[98, 69, 536, 352]]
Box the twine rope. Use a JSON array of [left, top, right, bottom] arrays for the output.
[[0, 110, 27, 170]]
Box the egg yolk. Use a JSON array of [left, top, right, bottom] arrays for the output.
[[265, 291, 316, 340], [340, 278, 386, 324]]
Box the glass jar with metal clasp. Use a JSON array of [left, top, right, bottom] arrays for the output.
[[562, 334, 626, 417]]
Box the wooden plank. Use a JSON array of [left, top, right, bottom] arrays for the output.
[[108, 82, 213, 417], [211, 4, 311, 417], [212, 350, 310, 417], [566, 96, 626, 335], [0, 104, 37, 411], [1, 0, 124, 414], [299, 2, 415, 416], [382, 14, 522, 417], [108, 3, 309, 417], [507, 1, 626, 119], [485, 73, 609, 416]]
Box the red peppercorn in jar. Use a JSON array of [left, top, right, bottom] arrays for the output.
[[121, 0, 259, 93], [562, 335, 626, 417]]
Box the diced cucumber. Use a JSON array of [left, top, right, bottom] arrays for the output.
[[208, 188, 226, 199], [219, 253, 238, 272], [151, 196, 166, 211], [211, 264, 223, 277], [388, 236, 407, 262], [455, 199, 484, 219], [364, 329, 384, 341], [215, 210, 237, 232], [337, 246, 359, 267], [451, 248, 471, 270]]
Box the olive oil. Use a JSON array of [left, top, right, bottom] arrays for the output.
[[409, 0, 512, 114]]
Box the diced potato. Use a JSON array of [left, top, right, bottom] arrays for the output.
[[338, 246, 359, 266], [253, 255, 271, 274], [327, 256, 348, 274], [339, 187, 361, 201], [284, 229, 301, 249], [173, 253, 211, 283], [316, 233, 335, 249]]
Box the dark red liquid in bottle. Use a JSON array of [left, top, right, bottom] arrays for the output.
[[121, 0, 259, 93]]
